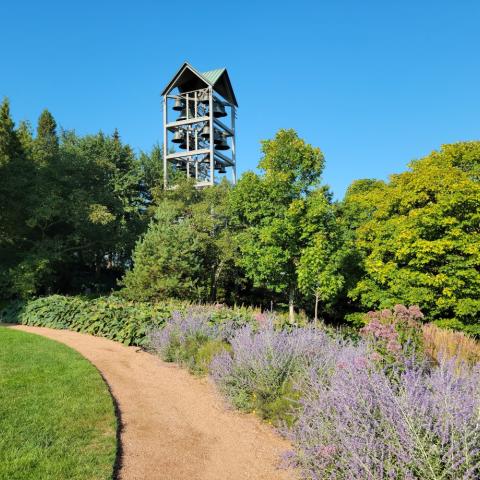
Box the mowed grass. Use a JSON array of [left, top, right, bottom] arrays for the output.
[[0, 327, 117, 480]]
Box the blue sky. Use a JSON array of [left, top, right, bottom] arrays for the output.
[[2, 1, 479, 198]]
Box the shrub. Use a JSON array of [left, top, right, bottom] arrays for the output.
[[210, 321, 333, 425], [344, 311, 368, 327], [0, 300, 25, 324], [0, 296, 260, 347], [146, 308, 248, 374], [287, 354, 480, 479], [194, 339, 231, 375], [423, 323, 480, 365], [360, 305, 425, 365], [0, 295, 187, 345]]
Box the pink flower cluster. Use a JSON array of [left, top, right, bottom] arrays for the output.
[[254, 312, 268, 327], [361, 317, 402, 353], [393, 304, 424, 323], [360, 304, 424, 355]]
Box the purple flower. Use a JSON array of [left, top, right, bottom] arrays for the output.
[[289, 355, 480, 479]]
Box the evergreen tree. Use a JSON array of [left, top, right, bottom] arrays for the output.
[[0, 99, 36, 296], [0, 98, 22, 168], [122, 179, 242, 303], [34, 109, 59, 165]]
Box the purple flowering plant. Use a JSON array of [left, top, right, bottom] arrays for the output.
[[210, 319, 335, 424], [287, 352, 480, 479], [149, 305, 480, 479], [147, 307, 242, 373]]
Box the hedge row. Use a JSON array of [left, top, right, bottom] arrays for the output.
[[0, 295, 259, 346]]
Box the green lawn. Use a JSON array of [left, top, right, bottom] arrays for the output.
[[0, 327, 117, 480]]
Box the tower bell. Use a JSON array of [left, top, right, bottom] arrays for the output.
[[161, 62, 238, 188]]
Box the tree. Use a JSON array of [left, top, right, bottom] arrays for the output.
[[0, 99, 35, 296], [0, 101, 148, 299], [297, 189, 345, 322], [33, 109, 59, 166], [122, 179, 241, 303], [56, 128, 145, 291], [348, 142, 480, 333], [230, 129, 325, 322], [122, 198, 208, 300], [0, 98, 22, 169]]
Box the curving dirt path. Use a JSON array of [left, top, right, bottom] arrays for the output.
[[12, 326, 298, 480]]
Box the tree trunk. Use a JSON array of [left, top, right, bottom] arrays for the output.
[[210, 266, 217, 303], [314, 293, 319, 326], [95, 254, 101, 280], [288, 288, 295, 324]]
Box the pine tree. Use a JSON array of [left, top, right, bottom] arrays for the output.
[[0, 98, 22, 167], [0, 98, 36, 296], [33, 109, 58, 166]]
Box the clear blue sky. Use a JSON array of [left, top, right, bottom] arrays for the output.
[[2, 1, 479, 198]]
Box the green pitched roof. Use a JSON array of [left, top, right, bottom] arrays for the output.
[[201, 68, 226, 85], [162, 62, 238, 107]]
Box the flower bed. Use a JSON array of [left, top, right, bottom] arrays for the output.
[[149, 306, 480, 479]]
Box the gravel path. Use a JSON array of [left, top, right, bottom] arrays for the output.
[[13, 326, 298, 480]]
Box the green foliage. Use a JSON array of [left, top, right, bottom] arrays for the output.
[[2, 97, 479, 336], [0, 327, 116, 480], [344, 311, 368, 328], [0, 300, 25, 324], [0, 99, 34, 272], [194, 340, 231, 375], [347, 142, 480, 329], [0, 295, 261, 347], [254, 380, 301, 427], [224, 374, 300, 427], [122, 199, 209, 301], [0, 99, 152, 300], [3, 295, 187, 346], [434, 318, 480, 338], [297, 188, 348, 319], [122, 178, 244, 303], [230, 129, 326, 320], [162, 335, 231, 375]]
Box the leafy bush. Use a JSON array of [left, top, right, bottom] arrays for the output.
[[210, 321, 332, 425], [1, 296, 260, 347], [194, 339, 231, 375], [147, 309, 245, 374], [343, 311, 368, 327], [0, 300, 25, 324], [0, 295, 186, 345]]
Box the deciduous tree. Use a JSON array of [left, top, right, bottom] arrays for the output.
[[230, 129, 325, 322], [349, 143, 480, 333]]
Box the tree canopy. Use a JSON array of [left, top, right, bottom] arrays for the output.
[[347, 143, 480, 334], [1, 97, 479, 335], [0, 98, 159, 297]]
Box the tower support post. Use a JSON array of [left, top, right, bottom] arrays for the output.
[[163, 95, 168, 189]]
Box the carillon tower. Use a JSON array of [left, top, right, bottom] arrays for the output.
[[161, 62, 238, 188]]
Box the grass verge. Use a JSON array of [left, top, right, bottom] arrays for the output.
[[0, 327, 117, 480]]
